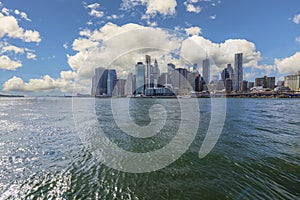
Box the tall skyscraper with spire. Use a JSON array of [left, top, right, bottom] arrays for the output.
[[202, 56, 210, 85], [145, 55, 151, 89], [234, 53, 243, 91]]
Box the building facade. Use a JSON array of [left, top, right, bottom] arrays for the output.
[[234, 53, 243, 91], [202, 58, 210, 85], [135, 62, 146, 94], [255, 76, 275, 89], [284, 72, 300, 91]]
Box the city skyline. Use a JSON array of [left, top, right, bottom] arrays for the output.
[[0, 0, 300, 95], [90, 52, 300, 97]]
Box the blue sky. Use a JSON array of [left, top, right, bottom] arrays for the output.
[[0, 0, 299, 94]]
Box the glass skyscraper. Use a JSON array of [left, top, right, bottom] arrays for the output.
[[135, 62, 146, 95], [234, 53, 243, 91]]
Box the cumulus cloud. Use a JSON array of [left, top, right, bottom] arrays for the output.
[[0, 13, 41, 43], [67, 22, 182, 79], [0, 55, 22, 70], [3, 22, 263, 93], [1, 7, 10, 15], [184, 0, 202, 13], [121, 0, 177, 17], [1, 44, 25, 54], [275, 52, 300, 74], [185, 26, 201, 36], [180, 36, 261, 71], [146, 0, 177, 16], [293, 13, 300, 24], [26, 52, 36, 60], [85, 3, 104, 18], [185, 4, 202, 13], [14, 9, 31, 21], [2, 73, 77, 93]]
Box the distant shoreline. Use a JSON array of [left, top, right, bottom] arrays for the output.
[[0, 94, 25, 98]]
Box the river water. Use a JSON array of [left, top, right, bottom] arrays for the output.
[[0, 97, 299, 199]]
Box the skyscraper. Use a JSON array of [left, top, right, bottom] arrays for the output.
[[135, 62, 146, 95], [234, 53, 243, 91], [202, 58, 210, 85], [92, 67, 107, 96], [152, 59, 160, 87], [107, 69, 117, 96], [145, 55, 151, 89], [227, 64, 234, 79], [125, 73, 134, 95]]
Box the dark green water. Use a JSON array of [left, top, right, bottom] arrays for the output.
[[0, 98, 299, 199]]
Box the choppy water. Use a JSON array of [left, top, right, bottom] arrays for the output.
[[0, 97, 299, 199]]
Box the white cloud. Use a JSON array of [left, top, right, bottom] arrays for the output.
[[67, 22, 262, 84], [106, 14, 124, 20], [67, 22, 182, 79], [89, 9, 104, 18], [184, 0, 202, 13], [14, 9, 31, 21], [0, 13, 41, 43], [85, 3, 104, 18], [2, 22, 264, 93], [121, 0, 177, 17], [209, 15, 216, 20], [26, 52, 36, 60], [180, 36, 261, 79], [146, 0, 177, 16], [0, 55, 22, 70], [1, 44, 25, 54], [296, 36, 300, 44], [2, 74, 76, 93], [185, 4, 202, 13], [63, 42, 68, 49], [185, 26, 201, 36], [275, 52, 300, 74], [86, 3, 100, 9], [293, 13, 300, 24], [1, 7, 10, 15]]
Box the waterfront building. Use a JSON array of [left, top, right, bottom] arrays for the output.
[[158, 73, 170, 87], [202, 58, 210, 85], [107, 69, 117, 96], [145, 55, 151, 89], [227, 64, 234, 79], [284, 71, 300, 91], [92, 67, 107, 96], [225, 78, 233, 93], [176, 68, 188, 91], [135, 62, 146, 95], [93, 67, 109, 96], [234, 53, 243, 91], [167, 63, 176, 88], [277, 81, 284, 87], [221, 68, 229, 83], [113, 79, 126, 96], [194, 74, 205, 92], [125, 73, 134, 95], [187, 71, 198, 91], [240, 80, 248, 93], [151, 59, 160, 88], [255, 76, 275, 89], [247, 82, 254, 90]]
